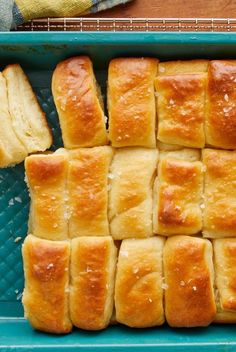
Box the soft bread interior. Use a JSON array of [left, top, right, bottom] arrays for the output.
[[0, 72, 27, 167], [3, 64, 52, 154]]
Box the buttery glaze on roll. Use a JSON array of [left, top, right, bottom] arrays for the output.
[[25, 150, 69, 240], [163, 236, 216, 327], [52, 56, 107, 148], [22, 235, 72, 334], [115, 237, 165, 328], [206, 60, 236, 149], [70, 236, 117, 330], [68, 146, 113, 237], [153, 149, 203, 236], [109, 148, 158, 239], [155, 60, 208, 148], [108, 57, 158, 148], [3, 64, 52, 154], [213, 238, 236, 323], [202, 149, 236, 238]]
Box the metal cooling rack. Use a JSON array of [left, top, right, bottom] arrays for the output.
[[16, 18, 236, 32]]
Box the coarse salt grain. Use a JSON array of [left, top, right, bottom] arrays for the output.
[[192, 286, 197, 291], [14, 237, 22, 243], [161, 283, 169, 290], [16, 292, 22, 300], [223, 106, 232, 114], [47, 263, 54, 269], [120, 250, 129, 258], [224, 94, 229, 102], [108, 173, 115, 180]]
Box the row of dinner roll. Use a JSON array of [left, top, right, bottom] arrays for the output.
[[22, 234, 236, 334], [52, 56, 236, 150], [24, 146, 236, 240], [0, 64, 52, 167]]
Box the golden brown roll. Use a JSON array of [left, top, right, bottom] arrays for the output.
[[109, 148, 158, 239], [153, 149, 203, 236], [108, 57, 158, 148], [163, 236, 216, 327], [3, 64, 52, 154], [22, 234, 72, 334], [213, 238, 236, 323], [52, 56, 107, 148], [115, 237, 165, 328], [202, 149, 236, 238], [68, 146, 113, 237], [25, 150, 69, 240], [155, 60, 208, 148], [70, 236, 117, 330], [0, 72, 27, 167], [206, 60, 236, 149]]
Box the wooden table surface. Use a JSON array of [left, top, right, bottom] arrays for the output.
[[88, 0, 235, 18]]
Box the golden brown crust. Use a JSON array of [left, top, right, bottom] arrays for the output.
[[202, 149, 236, 238], [70, 236, 117, 330], [68, 147, 113, 237], [213, 239, 236, 323], [52, 56, 107, 148], [155, 73, 206, 148], [206, 60, 236, 149], [163, 236, 216, 327], [22, 235, 72, 334], [156, 60, 208, 149], [109, 148, 158, 239], [115, 237, 165, 327], [108, 57, 158, 148], [153, 149, 203, 236], [25, 152, 69, 240]]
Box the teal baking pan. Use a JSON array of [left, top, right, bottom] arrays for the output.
[[0, 32, 236, 351]]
